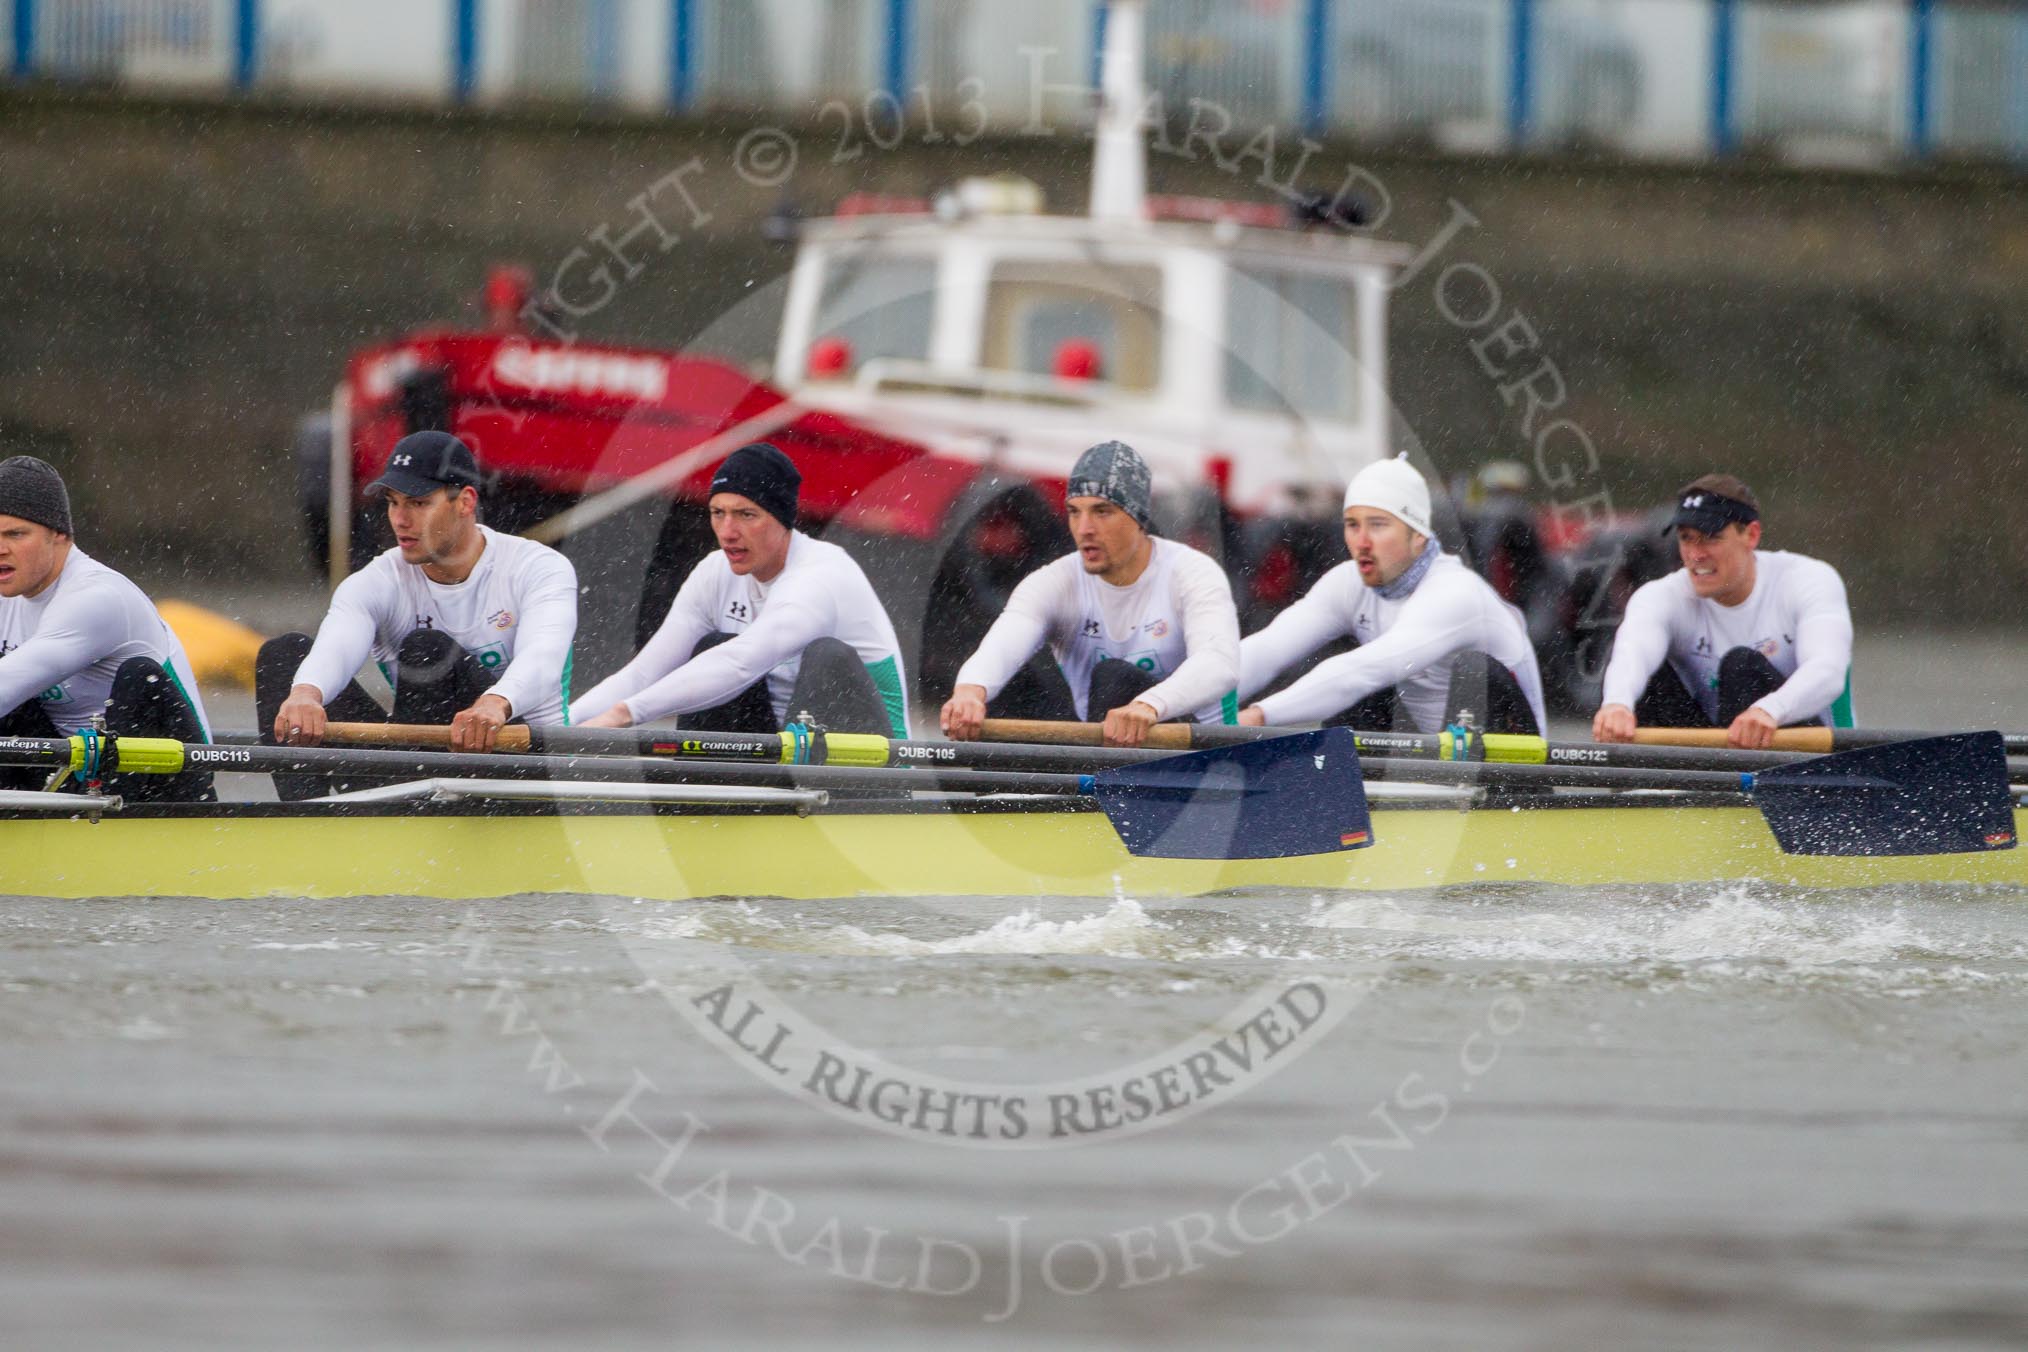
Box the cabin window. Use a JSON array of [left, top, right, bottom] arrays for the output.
[[1225, 266, 1360, 420], [812, 256, 935, 366], [981, 261, 1163, 391]]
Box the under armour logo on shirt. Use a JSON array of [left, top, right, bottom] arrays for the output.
[[415, 616, 435, 630], [1081, 619, 1101, 637], [728, 602, 750, 622]]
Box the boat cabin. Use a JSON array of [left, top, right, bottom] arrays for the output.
[[774, 183, 1407, 522]]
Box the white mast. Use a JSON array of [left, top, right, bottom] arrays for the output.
[[1089, 0, 1149, 222]]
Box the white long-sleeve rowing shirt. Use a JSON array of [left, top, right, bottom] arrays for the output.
[[0, 548, 211, 736], [1239, 552, 1547, 732], [1600, 549, 1854, 728], [293, 526, 578, 725], [570, 532, 909, 735], [952, 539, 1242, 723]]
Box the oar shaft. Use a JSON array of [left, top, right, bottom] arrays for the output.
[[323, 722, 1155, 773], [1833, 728, 2028, 755], [981, 719, 1818, 773], [0, 736, 1093, 798], [1362, 759, 1749, 794], [274, 721, 2028, 786], [1637, 727, 2028, 756]]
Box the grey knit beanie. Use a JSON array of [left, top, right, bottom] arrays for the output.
[[0, 456, 72, 535]]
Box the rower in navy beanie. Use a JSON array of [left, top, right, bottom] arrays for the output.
[[0, 456, 73, 536], [709, 443, 802, 530]]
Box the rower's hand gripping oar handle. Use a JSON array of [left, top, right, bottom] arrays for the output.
[[1632, 727, 1835, 752], [325, 722, 535, 753], [977, 719, 1198, 751]]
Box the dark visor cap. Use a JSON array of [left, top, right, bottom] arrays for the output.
[[1663, 489, 1758, 537], [366, 431, 482, 499]]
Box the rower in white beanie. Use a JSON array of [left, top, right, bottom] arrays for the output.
[[1234, 453, 1547, 735]]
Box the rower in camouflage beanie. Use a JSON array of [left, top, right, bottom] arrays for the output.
[[1066, 440, 1153, 531]]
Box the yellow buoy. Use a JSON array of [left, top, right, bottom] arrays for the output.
[[158, 600, 266, 690]]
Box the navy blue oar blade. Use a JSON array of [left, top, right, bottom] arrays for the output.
[[1750, 732, 2018, 857], [1092, 728, 1372, 860]]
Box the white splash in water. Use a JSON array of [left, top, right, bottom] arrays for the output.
[[1305, 883, 2016, 976], [814, 898, 1171, 958]]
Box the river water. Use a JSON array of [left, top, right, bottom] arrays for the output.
[[3, 628, 2026, 1348]]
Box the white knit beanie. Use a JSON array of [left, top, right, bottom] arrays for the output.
[[1342, 454, 1432, 539]]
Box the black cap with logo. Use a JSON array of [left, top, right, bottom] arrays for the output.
[[1663, 487, 1759, 537], [366, 431, 482, 499]]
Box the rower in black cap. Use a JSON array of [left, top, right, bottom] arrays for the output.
[[1593, 473, 1855, 750], [0, 456, 215, 801], [257, 431, 578, 787], [571, 443, 909, 736]]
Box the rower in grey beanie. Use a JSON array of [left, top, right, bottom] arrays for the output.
[[0, 456, 72, 536], [1066, 440, 1153, 531]]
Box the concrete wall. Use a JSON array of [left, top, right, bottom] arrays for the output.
[[2, 88, 2025, 620]]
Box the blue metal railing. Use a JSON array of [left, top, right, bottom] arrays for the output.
[[1710, 0, 1735, 156], [883, 0, 910, 104], [4, 0, 2025, 169], [231, 0, 253, 88], [451, 0, 476, 104], [1910, 0, 1934, 156], [1301, 0, 1329, 136], [12, 0, 34, 80], [670, 0, 693, 109]]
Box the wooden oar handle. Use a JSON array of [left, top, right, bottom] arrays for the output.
[[1632, 727, 1835, 753], [326, 722, 534, 753], [979, 718, 1197, 752]]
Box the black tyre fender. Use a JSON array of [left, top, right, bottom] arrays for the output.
[[827, 475, 1069, 707], [1544, 526, 1671, 713]]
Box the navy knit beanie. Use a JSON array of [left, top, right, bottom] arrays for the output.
[[709, 443, 802, 530]]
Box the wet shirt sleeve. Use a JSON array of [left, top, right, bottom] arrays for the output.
[[952, 560, 1068, 701], [1254, 571, 1481, 726], [1754, 560, 1853, 726], [1138, 551, 1240, 722], [291, 566, 389, 703], [571, 560, 718, 725], [488, 547, 578, 721]]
